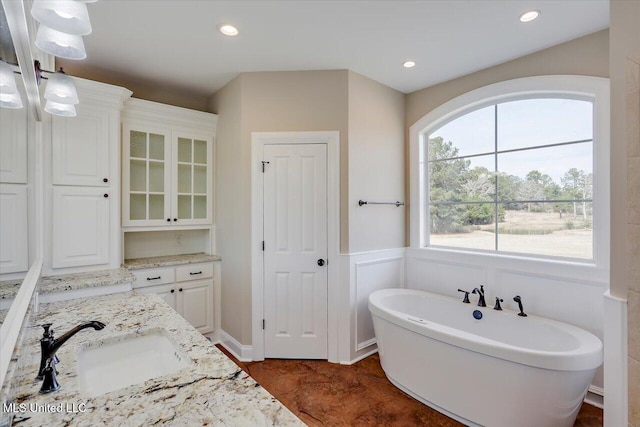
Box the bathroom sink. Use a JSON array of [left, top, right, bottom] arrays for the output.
[[77, 329, 190, 397]]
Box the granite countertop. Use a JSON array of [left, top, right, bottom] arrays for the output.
[[37, 268, 135, 295], [0, 279, 24, 301], [8, 292, 302, 426], [123, 253, 222, 270]]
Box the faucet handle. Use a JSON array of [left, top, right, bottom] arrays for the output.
[[493, 297, 504, 311], [457, 289, 471, 303], [41, 323, 54, 338]]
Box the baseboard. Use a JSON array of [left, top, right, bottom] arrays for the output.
[[218, 330, 253, 362], [341, 345, 378, 365], [585, 385, 604, 409]]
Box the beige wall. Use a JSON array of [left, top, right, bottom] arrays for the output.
[[610, 0, 640, 425], [57, 61, 209, 111], [347, 71, 405, 253]]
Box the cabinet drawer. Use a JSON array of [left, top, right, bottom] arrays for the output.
[[132, 268, 175, 288], [176, 263, 213, 282]]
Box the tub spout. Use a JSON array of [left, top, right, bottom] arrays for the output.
[[472, 285, 486, 307]]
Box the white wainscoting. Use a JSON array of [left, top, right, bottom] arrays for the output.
[[405, 247, 608, 390], [340, 248, 406, 364]]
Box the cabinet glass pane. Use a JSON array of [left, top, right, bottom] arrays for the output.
[[178, 164, 192, 193], [149, 194, 164, 220], [149, 133, 165, 160], [149, 162, 164, 192], [194, 196, 207, 219], [130, 131, 147, 158], [194, 165, 206, 194], [130, 160, 147, 192], [178, 195, 192, 219], [194, 140, 207, 164], [130, 194, 146, 220], [178, 138, 192, 163]]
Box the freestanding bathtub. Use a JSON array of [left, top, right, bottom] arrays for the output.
[[369, 288, 602, 427]]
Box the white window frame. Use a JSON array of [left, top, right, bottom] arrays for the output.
[[409, 75, 610, 267]]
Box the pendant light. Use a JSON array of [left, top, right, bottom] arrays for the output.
[[44, 99, 76, 117], [0, 60, 23, 109], [44, 68, 79, 105], [35, 24, 87, 60], [31, 0, 92, 35]]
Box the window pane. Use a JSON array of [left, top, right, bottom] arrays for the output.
[[429, 203, 496, 251], [497, 142, 592, 201], [429, 155, 494, 202], [428, 105, 495, 158], [497, 99, 593, 150], [496, 203, 592, 259]]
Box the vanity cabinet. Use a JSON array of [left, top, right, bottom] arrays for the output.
[[132, 262, 215, 334], [49, 79, 132, 271], [122, 99, 216, 228]]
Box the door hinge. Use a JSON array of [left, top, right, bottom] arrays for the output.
[[262, 319, 265, 330], [261, 161, 270, 172], [262, 241, 265, 251]]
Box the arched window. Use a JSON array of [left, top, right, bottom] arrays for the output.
[[410, 76, 609, 263]]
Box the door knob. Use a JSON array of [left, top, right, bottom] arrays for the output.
[[317, 259, 325, 267]]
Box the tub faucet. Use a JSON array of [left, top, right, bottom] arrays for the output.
[[457, 289, 471, 303], [513, 296, 527, 317], [472, 285, 486, 307], [37, 321, 106, 393], [494, 297, 504, 311]]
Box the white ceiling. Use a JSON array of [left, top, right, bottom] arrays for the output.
[[75, 0, 609, 97]]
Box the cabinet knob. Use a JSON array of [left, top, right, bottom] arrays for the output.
[[173, 218, 178, 222], [166, 218, 171, 222], [179, 288, 183, 292], [103, 178, 109, 183], [103, 194, 109, 198], [170, 289, 175, 293]]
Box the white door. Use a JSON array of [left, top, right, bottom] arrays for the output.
[[52, 187, 110, 268], [263, 143, 328, 359]]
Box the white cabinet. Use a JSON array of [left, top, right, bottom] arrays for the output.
[[52, 103, 110, 186], [132, 261, 215, 334], [122, 99, 216, 227], [52, 187, 110, 268], [0, 91, 28, 183], [0, 184, 28, 274]]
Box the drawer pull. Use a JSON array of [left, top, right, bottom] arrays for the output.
[[189, 271, 202, 276], [170, 289, 175, 293], [146, 276, 161, 281]]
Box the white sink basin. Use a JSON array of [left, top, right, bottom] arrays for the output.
[[77, 329, 190, 397]]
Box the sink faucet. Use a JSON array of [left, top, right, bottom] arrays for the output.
[[37, 321, 106, 394], [472, 285, 486, 307]]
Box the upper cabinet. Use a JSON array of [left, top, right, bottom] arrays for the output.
[[0, 85, 28, 184], [122, 100, 217, 228]]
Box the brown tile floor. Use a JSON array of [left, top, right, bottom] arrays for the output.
[[217, 345, 603, 426]]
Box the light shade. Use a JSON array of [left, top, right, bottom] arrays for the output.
[[35, 24, 87, 60], [45, 99, 77, 117], [45, 70, 79, 104], [31, 0, 92, 35], [0, 92, 23, 109], [0, 60, 19, 95]]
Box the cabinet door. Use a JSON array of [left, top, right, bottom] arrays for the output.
[[52, 187, 110, 268], [136, 284, 177, 311], [52, 104, 110, 186], [172, 133, 212, 225], [0, 184, 28, 274], [177, 279, 213, 334], [0, 93, 28, 183], [122, 124, 172, 226]]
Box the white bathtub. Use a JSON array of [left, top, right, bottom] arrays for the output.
[[369, 288, 602, 427]]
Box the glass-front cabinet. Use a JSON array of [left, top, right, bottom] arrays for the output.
[[123, 125, 212, 227]]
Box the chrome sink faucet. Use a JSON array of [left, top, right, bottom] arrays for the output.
[[472, 285, 486, 307], [37, 321, 106, 394]]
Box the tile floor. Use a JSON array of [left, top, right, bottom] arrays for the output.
[[217, 345, 603, 426]]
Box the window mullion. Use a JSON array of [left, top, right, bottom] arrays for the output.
[[494, 104, 499, 252]]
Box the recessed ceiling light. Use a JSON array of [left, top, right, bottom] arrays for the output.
[[403, 60, 416, 68], [218, 24, 239, 37], [519, 10, 540, 22]]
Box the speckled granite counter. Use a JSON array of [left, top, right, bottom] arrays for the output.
[[38, 268, 135, 294], [0, 279, 23, 302], [7, 292, 302, 426], [123, 253, 222, 270]]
